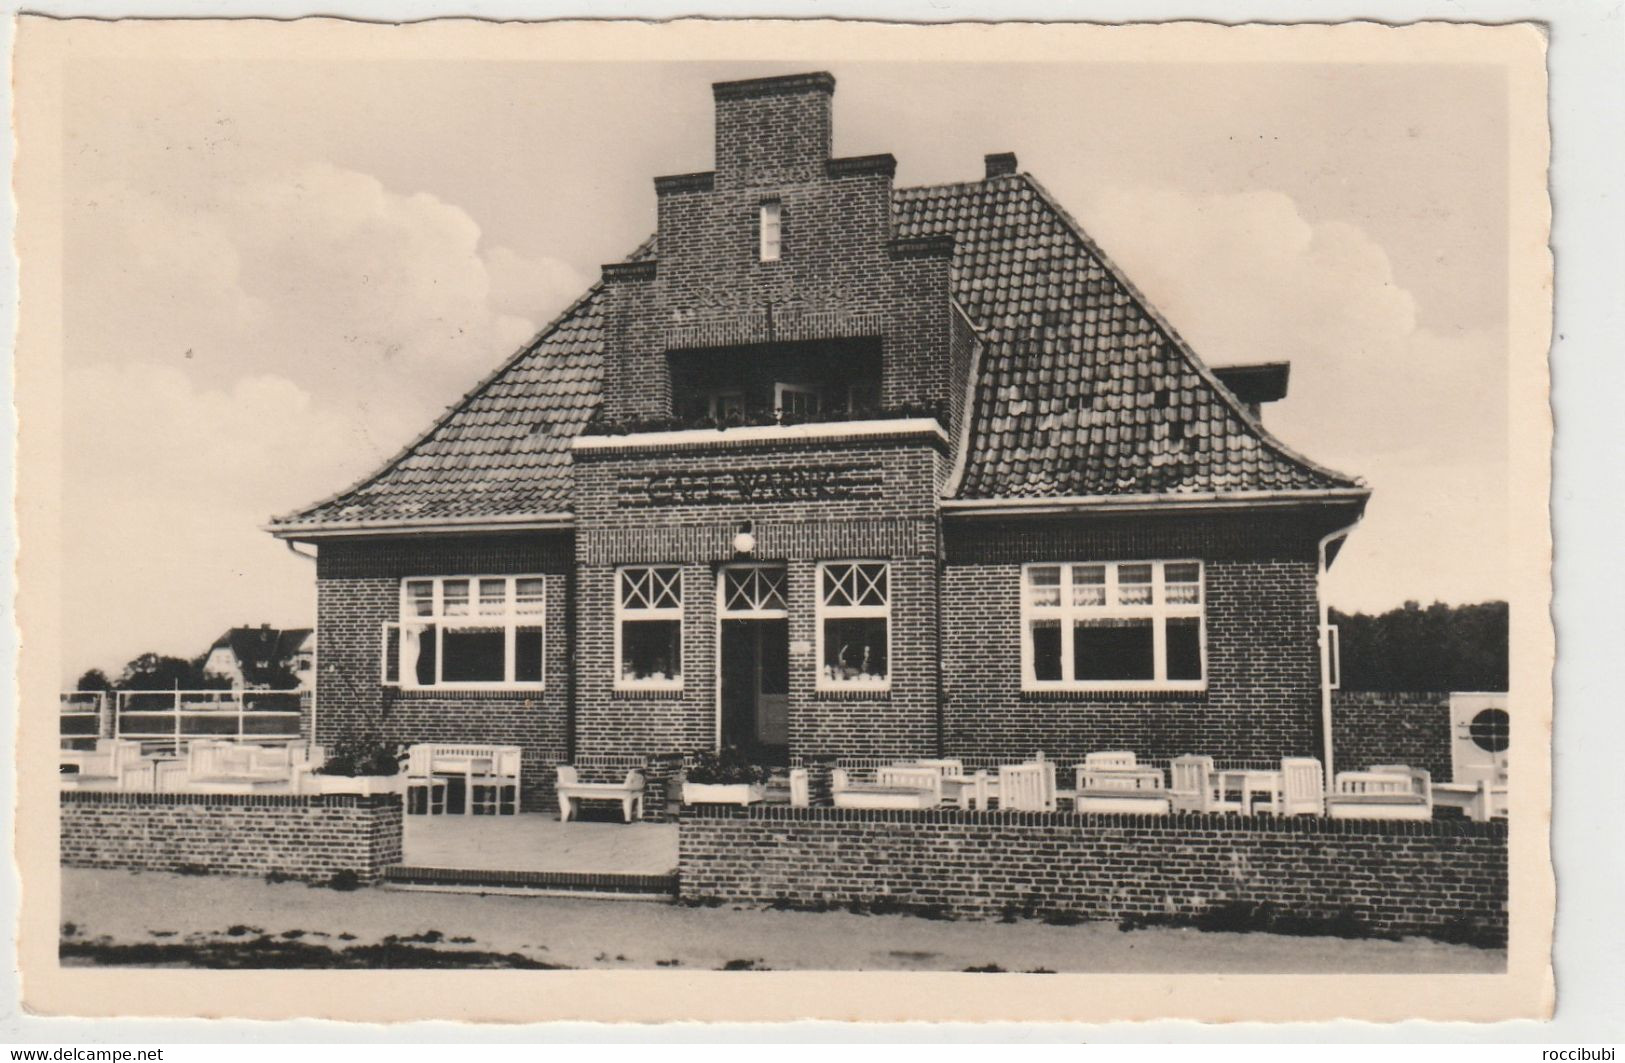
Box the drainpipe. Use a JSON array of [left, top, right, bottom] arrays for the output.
[[284, 539, 318, 754], [1316, 518, 1362, 790]]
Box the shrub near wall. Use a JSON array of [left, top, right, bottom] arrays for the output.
[[61, 792, 403, 882], [679, 806, 1508, 947]]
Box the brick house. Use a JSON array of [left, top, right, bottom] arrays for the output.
[[268, 72, 1368, 812]]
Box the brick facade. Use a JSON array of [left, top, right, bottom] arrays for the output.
[[679, 805, 1508, 947], [601, 73, 963, 429], [314, 534, 572, 811], [1332, 690, 1454, 781], [61, 792, 403, 882], [570, 429, 948, 761], [941, 511, 1341, 763]]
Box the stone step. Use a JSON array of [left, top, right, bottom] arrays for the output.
[[381, 864, 677, 899]]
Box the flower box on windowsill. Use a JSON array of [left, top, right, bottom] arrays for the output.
[[681, 782, 767, 806], [305, 774, 405, 797]]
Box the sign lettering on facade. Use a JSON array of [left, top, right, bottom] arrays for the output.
[[618, 464, 884, 507]]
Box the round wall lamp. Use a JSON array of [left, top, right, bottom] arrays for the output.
[[732, 521, 756, 555]]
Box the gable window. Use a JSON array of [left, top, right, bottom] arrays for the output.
[[616, 566, 684, 690], [759, 199, 782, 262], [1021, 561, 1205, 692], [382, 576, 545, 690], [817, 561, 891, 691]]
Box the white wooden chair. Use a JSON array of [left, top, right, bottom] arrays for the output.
[[61, 739, 143, 789], [556, 765, 645, 823], [998, 761, 1057, 811], [470, 747, 523, 815], [1278, 757, 1326, 816], [1327, 770, 1433, 820], [1084, 751, 1137, 771], [1168, 754, 1238, 813], [403, 744, 448, 815], [902, 759, 971, 807], [185, 739, 229, 779]]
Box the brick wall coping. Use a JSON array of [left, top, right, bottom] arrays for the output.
[[601, 260, 658, 284], [61, 791, 400, 810], [681, 803, 1508, 841], [572, 417, 950, 455], [713, 72, 835, 100], [653, 171, 715, 195], [827, 154, 897, 179]]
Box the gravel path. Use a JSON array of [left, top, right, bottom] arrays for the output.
[[61, 868, 1505, 973]]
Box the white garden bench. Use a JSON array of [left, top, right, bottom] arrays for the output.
[[1326, 769, 1433, 821], [556, 765, 645, 823], [830, 767, 939, 809], [1073, 766, 1171, 814]]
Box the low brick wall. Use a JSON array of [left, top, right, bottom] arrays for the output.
[[1333, 690, 1453, 781], [679, 806, 1507, 946], [61, 792, 403, 882]]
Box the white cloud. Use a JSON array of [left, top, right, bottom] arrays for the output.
[[60, 164, 591, 678], [1075, 186, 1509, 610]]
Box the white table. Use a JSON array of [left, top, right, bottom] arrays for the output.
[[431, 756, 494, 815], [1216, 769, 1283, 815]]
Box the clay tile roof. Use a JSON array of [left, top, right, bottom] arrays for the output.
[[897, 173, 1361, 500], [272, 176, 1359, 532], [270, 239, 650, 530]]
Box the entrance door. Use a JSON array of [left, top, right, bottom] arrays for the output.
[[719, 566, 790, 763]]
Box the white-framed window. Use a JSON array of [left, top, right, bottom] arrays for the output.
[[616, 566, 684, 690], [759, 199, 782, 261], [381, 575, 545, 690], [1021, 561, 1205, 692], [817, 561, 891, 692], [775, 382, 821, 420]]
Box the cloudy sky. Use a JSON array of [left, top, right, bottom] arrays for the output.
[[57, 54, 1509, 681]]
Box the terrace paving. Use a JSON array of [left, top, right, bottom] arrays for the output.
[[401, 813, 677, 876]]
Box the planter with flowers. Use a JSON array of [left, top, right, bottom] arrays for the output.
[[679, 749, 772, 806], [305, 732, 406, 796]]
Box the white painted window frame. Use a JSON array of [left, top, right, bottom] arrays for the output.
[[718, 562, 790, 620], [815, 560, 893, 693], [615, 565, 685, 692], [382, 575, 546, 691], [1020, 560, 1207, 693], [759, 199, 782, 262]]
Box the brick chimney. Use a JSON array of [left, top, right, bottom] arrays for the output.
[[984, 152, 1019, 179], [712, 72, 835, 188]]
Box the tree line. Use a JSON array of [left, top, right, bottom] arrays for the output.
[[76, 652, 298, 693], [1329, 600, 1508, 693]]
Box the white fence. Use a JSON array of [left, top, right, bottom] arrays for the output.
[[112, 689, 305, 746], [59, 692, 107, 747]]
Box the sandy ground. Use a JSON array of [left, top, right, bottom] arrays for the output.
[[61, 868, 1505, 973]]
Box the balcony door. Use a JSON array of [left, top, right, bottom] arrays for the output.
[[718, 565, 790, 763]]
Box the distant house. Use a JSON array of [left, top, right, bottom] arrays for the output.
[[201, 625, 314, 692]]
